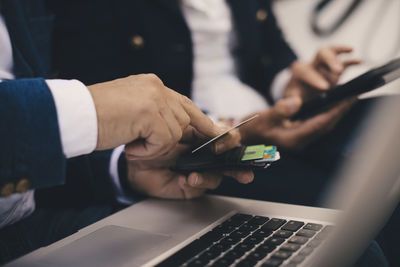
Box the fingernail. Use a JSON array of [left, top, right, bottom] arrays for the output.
[[319, 80, 330, 90], [195, 175, 204, 186], [189, 174, 203, 186]]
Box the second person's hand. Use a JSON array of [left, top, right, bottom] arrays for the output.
[[124, 126, 254, 200], [239, 97, 356, 151]]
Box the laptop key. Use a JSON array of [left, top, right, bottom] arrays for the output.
[[246, 250, 268, 261], [219, 236, 241, 246], [239, 223, 260, 233], [187, 257, 210, 267], [322, 225, 335, 232], [296, 229, 316, 238], [288, 236, 308, 244], [316, 226, 334, 239], [265, 237, 285, 246], [237, 258, 258, 267], [213, 256, 235, 267], [280, 243, 300, 252], [236, 242, 256, 252], [199, 230, 224, 244], [156, 239, 207, 266], [315, 231, 329, 240], [262, 258, 283, 267], [303, 223, 323, 231], [253, 229, 273, 238], [198, 250, 221, 261], [307, 239, 322, 248], [298, 246, 314, 256], [262, 218, 286, 231], [281, 220, 304, 232], [290, 254, 306, 264], [248, 216, 269, 225], [243, 235, 264, 245], [255, 243, 276, 254], [230, 229, 250, 239], [224, 249, 245, 259], [213, 224, 237, 234], [230, 213, 253, 223], [273, 230, 293, 239], [209, 243, 230, 254], [272, 250, 292, 260]]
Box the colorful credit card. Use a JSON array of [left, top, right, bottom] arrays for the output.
[[254, 151, 280, 163], [241, 145, 266, 161]]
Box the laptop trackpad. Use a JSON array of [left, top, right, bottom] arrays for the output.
[[39, 225, 170, 267]]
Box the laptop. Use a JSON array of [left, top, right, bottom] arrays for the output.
[[6, 98, 400, 267]]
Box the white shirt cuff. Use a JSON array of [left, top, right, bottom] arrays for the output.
[[0, 190, 35, 229], [270, 68, 292, 102], [109, 145, 134, 205], [46, 79, 98, 158]]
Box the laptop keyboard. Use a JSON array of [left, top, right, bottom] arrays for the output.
[[156, 213, 332, 267]]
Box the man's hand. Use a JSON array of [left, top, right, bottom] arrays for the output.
[[239, 97, 355, 151], [125, 126, 254, 200], [285, 46, 361, 100], [88, 74, 217, 159]]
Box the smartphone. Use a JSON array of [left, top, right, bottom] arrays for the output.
[[291, 58, 400, 121]]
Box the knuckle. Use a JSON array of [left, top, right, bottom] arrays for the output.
[[174, 129, 183, 142], [181, 113, 191, 127], [180, 95, 193, 106], [145, 73, 162, 83]]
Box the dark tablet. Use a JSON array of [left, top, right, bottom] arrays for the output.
[[291, 58, 400, 121]]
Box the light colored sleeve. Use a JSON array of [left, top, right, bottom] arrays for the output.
[[109, 145, 134, 205], [270, 68, 292, 102], [0, 191, 35, 229], [46, 79, 98, 158]]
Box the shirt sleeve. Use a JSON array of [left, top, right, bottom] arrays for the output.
[[109, 145, 135, 205], [0, 191, 35, 229], [46, 79, 98, 158], [270, 67, 292, 103]]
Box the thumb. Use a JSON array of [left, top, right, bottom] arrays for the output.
[[272, 97, 302, 120]]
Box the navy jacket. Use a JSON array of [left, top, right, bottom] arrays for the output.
[[0, 0, 65, 193], [0, 0, 116, 205], [48, 0, 297, 103]]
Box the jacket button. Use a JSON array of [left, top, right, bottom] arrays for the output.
[[1, 183, 15, 197], [16, 178, 31, 193], [131, 35, 145, 49], [256, 9, 268, 22]]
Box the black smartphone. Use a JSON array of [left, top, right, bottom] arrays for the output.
[[171, 145, 279, 174], [291, 58, 400, 121]]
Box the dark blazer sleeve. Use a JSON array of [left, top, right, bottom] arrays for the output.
[[35, 150, 143, 208], [0, 78, 66, 193]]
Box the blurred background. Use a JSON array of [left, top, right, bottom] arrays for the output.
[[273, 0, 400, 97]]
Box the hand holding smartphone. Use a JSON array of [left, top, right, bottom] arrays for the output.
[[291, 58, 400, 121]]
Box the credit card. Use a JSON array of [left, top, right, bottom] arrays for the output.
[[241, 144, 266, 161], [191, 114, 259, 154], [261, 146, 276, 158], [254, 151, 280, 163]]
